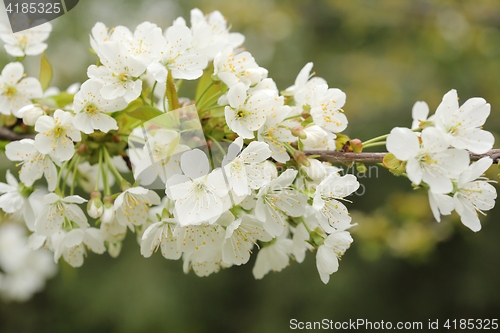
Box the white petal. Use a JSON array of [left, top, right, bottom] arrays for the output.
[[428, 191, 454, 222], [406, 158, 423, 186], [83, 228, 106, 254], [435, 89, 459, 121], [64, 229, 84, 248], [386, 127, 419, 161], [411, 101, 429, 129], [2, 62, 24, 84], [181, 149, 210, 179], [458, 157, 492, 185], [421, 127, 449, 153], [316, 245, 338, 284]]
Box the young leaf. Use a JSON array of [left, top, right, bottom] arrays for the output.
[[127, 106, 164, 121], [39, 52, 53, 91]]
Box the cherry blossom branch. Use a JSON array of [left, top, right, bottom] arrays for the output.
[[305, 149, 500, 164]]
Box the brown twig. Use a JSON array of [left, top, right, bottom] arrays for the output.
[[0, 127, 35, 141], [305, 149, 500, 164]]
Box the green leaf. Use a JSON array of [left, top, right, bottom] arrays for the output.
[[50, 92, 74, 108], [127, 106, 164, 121], [195, 64, 215, 102], [120, 99, 143, 113], [39, 52, 53, 91]]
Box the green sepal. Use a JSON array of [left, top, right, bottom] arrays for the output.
[[383, 153, 406, 176], [356, 162, 367, 173]]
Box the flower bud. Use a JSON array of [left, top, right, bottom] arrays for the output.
[[302, 104, 311, 115], [262, 160, 278, 180], [107, 242, 122, 258], [18, 104, 44, 126], [101, 196, 115, 223], [301, 125, 328, 149], [291, 126, 307, 139], [87, 191, 103, 218], [294, 151, 311, 167], [302, 159, 326, 182]]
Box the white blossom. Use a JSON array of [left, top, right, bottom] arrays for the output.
[[34, 109, 82, 162], [309, 84, 348, 133], [167, 149, 229, 226], [130, 129, 189, 186], [428, 191, 454, 223], [175, 221, 224, 254], [411, 101, 432, 130], [189, 9, 244, 60], [222, 214, 272, 266], [114, 186, 161, 230], [141, 204, 182, 260], [453, 157, 497, 232], [0, 62, 43, 116], [223, 83, 271, 139], [252, 231, 293, 279], [222, 138, 272, 196], [214, 46, 267, 88], [316, 229, 353, 284], [88, 42, 146, 103], [147, 24, 207, 83], [313, 173, 359, 233], [5, 139, 59, 191], [257, 105, 295, 163], [434, 89, 494, 154], [73, 80, 128, 134], [0, 20, 52, 57], [51, 228, 105, 267], [386, 127, 469, 193], [0, 170, 26, 216], [34, 193, 89, 236], [255, 169, 308, 237], [125, 22, 165, 65]]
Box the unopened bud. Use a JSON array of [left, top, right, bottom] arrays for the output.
[[262, 160, 278, 180], [301, 111, 311, 119], [350, 139, 363, 153], [302, 125, 328, 149], [101, 196, 115, 223], [291, 126, 307, 139], [18, 104, 44, 126], [87, 191, 103, 219], [310, 228, 326, 247], [302, 159, 327, 181], [294, 151, 311, 167], [77, 144, 88, 155], [108, 242, 122, 258]]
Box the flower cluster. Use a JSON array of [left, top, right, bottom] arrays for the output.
[[0, 9, 359, 291], [386, 89, 497, 232]]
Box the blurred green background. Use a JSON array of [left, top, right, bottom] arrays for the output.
[[1, 0, 500, 332]]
